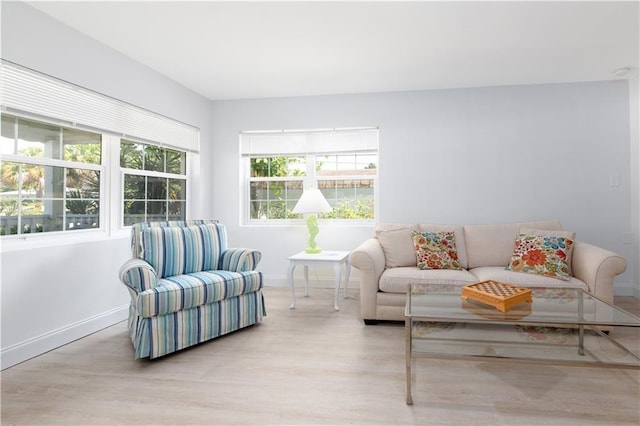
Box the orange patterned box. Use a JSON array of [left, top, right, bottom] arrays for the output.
[[461, 280, 532, 313]]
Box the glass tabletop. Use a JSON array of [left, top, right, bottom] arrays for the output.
[[406, 283, 640, 327]]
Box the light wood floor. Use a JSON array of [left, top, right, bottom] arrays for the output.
[[2, 287, 639, 425]]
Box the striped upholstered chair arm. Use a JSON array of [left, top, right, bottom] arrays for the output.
[[220, 249, 262, 272], [119, 258, 159, 292]]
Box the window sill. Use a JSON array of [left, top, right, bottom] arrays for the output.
[[0, 229, 129, 252], [242, 219, 374, 228]]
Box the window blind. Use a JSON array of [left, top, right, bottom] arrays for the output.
[[240, 128, 378, 156], [0, 61, 199, 152]]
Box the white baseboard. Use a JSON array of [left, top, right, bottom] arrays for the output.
[[1, 304, 129, 370], [263, 274, 358, 288], [263, 275, 288, 287], [614, 281, 640, 298]]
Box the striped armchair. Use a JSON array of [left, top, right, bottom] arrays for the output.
[[119, 220, 265, 359]]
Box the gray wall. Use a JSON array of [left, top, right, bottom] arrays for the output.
[[0, 2, 213, 368], [211, 82, 636, 294]]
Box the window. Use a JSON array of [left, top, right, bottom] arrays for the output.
[[0, 61, 197, 241], [120, 140, 187, 225], [1, 115, 102, 235], [241, 128, 378, 222], [248, 156, 306, 220], [0, 114, 189, 237], [316, 153, 377, 219]]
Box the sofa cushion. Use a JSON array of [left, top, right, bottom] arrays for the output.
[[375, 223, 419, 268], [379, 267, 477, 293], [411, 230, 462, 270], [141, 223, 226, 278], [136, 270, 263, 317], [419, 224, 468, 269], [506, 234, 574, 281], [469, 266, 587, 290], [519, 228, 576, 275], [464, 220, 562, 269]]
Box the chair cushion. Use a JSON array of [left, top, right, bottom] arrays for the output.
[[136, 270, 263, 317], [131, 219, 219, 258], [141, 223, 227, 278]]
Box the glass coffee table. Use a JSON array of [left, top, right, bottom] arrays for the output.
[[405, 283, 640, 405]]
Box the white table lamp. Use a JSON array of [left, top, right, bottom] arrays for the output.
[[292, 188, 332, 254]]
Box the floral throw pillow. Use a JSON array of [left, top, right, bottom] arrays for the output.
[[506, 234, 574, 281], [411, 231, 461, 270]]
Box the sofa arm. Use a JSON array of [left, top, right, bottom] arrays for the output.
[[571, 241, 627, 304], [119, 258, 159, 293], [350, 238, 386, 320], [221, 248, 262, 272]]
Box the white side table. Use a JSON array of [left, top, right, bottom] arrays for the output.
[[287, 250, 351, 311]]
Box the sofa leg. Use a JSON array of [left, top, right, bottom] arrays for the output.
[[364, 319, 378, 325]]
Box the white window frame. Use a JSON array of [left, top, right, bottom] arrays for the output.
[[1, 113, 107, 240], [119, 138, 188, 227], [240, 128, 378, 226], [1, 115, 190, 245], [0, 62, 198, 249]]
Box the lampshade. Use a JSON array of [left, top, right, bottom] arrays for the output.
[[293, 188, 332, 214]]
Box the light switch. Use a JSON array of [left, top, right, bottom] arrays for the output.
[[610, 174, 620, 187]]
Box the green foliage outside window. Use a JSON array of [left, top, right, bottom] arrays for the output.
[[120, 140, 186, 224], [250, 157, 304, 219], [1, 117, 102, 235], [323, 199, 374, 220], [249, 155, 375, 220]]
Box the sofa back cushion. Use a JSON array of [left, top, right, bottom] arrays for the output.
[[375, 223, 419, 268], [141, 223, 227, 278], [464, 220, 562, 269], [375, 223, 470, 269]]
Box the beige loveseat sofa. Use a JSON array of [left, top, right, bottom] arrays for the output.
[[349, 220, 626, 324]]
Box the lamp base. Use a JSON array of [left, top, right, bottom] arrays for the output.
[[304, 214, 322, 254]]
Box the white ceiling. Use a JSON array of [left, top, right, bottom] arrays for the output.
[[27, 1, 639, 101]]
